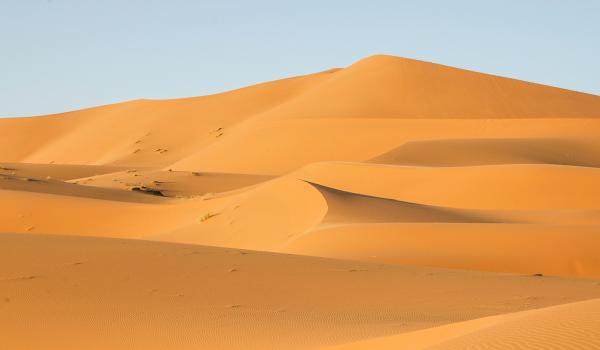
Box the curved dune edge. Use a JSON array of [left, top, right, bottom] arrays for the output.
[[0, 175, 327, 248], [149, 176, 329, 250], [2, 169, 600, 277], [322, 298, 600, 350], [297, 161, 600, 210]]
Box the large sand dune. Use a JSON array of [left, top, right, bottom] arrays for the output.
[[1, 54, 599, 348]]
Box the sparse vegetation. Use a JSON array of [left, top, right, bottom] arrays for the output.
[[129, 185, 165, 196], [200, 192, 214, 200], [200, 212, 218, 222]]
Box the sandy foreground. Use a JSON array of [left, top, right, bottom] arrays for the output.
[[1, 55, 600, 349]]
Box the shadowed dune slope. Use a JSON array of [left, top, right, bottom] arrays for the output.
[[281, 223, 600, 277], [310, 183, 500, 224], [298, 162, 600, 210], [0, 162, 129, 180], [0, 189, 197, 238], [0, 174, 167, 203], [69, 169, 273, 198], [368, 137, 600, 167]]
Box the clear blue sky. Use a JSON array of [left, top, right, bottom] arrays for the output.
[[2, 0, 599, 117]]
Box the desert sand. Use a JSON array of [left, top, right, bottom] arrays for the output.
[[1, 55, 600, 349]]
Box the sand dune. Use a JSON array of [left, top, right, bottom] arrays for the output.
[[149, 177, 328, 251], [1, 54, 600, 348], [325, 298, 600, 349]]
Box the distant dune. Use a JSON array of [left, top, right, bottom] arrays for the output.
[[1, 55, 600, 349]]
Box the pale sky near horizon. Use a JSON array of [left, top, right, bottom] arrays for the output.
[[2, 0, 599, 117]]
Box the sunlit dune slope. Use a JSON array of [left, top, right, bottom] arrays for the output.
[[324, 298, 600, 350], [250, 55, 600, 120], [0, 68, 338, 167]]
